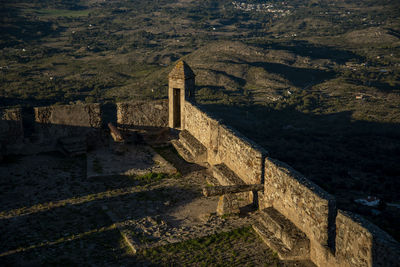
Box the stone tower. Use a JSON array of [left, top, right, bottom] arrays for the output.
[[168, 60, 195, 129]]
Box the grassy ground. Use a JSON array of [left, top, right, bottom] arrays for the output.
[[137, 227, 282, 267]]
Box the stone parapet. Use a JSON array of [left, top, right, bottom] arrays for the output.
[[184, 101, 267, 185], [117, 100, 168, 128], [263, 157, 336, 249]]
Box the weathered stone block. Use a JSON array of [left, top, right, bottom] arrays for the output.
[[0, 108, 23, 143], [216, 194, 240, 216], [179, 130, 207, 162], [0, 108, 24, 154]]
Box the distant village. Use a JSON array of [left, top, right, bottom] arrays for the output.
[[231, 1, 291, 17]]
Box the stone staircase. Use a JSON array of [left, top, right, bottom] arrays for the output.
[[252, 207, 310, 261], [211, 163, 245, 186], [171, 130, 207, 163], [58, 136, 87, 157]]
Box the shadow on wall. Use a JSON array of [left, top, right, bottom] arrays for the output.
[[0, 100, 169, 156], [200, 103, 400, 242]]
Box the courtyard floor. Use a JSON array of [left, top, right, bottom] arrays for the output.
[[0, 142, 314, 266]]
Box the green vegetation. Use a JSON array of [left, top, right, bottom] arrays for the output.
[[132, 172, 168, 184], [24, 8, 91, 18], [137, 226, 280, 266]]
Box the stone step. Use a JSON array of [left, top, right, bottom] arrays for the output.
[[252, 221, 310, 261], [212, 163, 245, 186], [254, 208, 310, 260], [171, 139, 195, 163], [178, 130, 207, 162], [211, 163, 254, 206]]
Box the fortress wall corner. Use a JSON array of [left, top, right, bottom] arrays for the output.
[[333, 210, 400, 267]]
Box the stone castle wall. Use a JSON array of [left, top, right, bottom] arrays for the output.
[[334, 210, 400, 267], [117, 100, 168, 128], [262, 157, 336, 249], [218, 124, 266, 184], [0, 100, 168, 155], [182, 100, 400, 267], [34, 103, 102, 147], [184, 101, 267, 185]]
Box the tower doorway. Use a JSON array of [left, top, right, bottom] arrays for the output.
[[173, 88, 181, 128]]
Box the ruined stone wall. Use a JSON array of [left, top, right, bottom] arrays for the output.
[[35, 104, 101, 128], [34, 103, 101, 147], [117, 100, 168, 128], [0, 108, 24, 155], [0, 100, 169, 155]]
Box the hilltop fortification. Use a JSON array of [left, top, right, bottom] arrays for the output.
[[0, 61, 399, 267]]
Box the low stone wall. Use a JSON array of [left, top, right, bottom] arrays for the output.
[[34, 103, 101, 147], [35, 104, 101, 127], [184, 101, 267, 185], [263, 155, 400, 267], [334, 210, 400, 267], [218, 125, 266, 184], [183, 102, 212, 147], [263, 157, 336, 250], [0, 108, 24, 155], [117, 100, 168, 128]]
